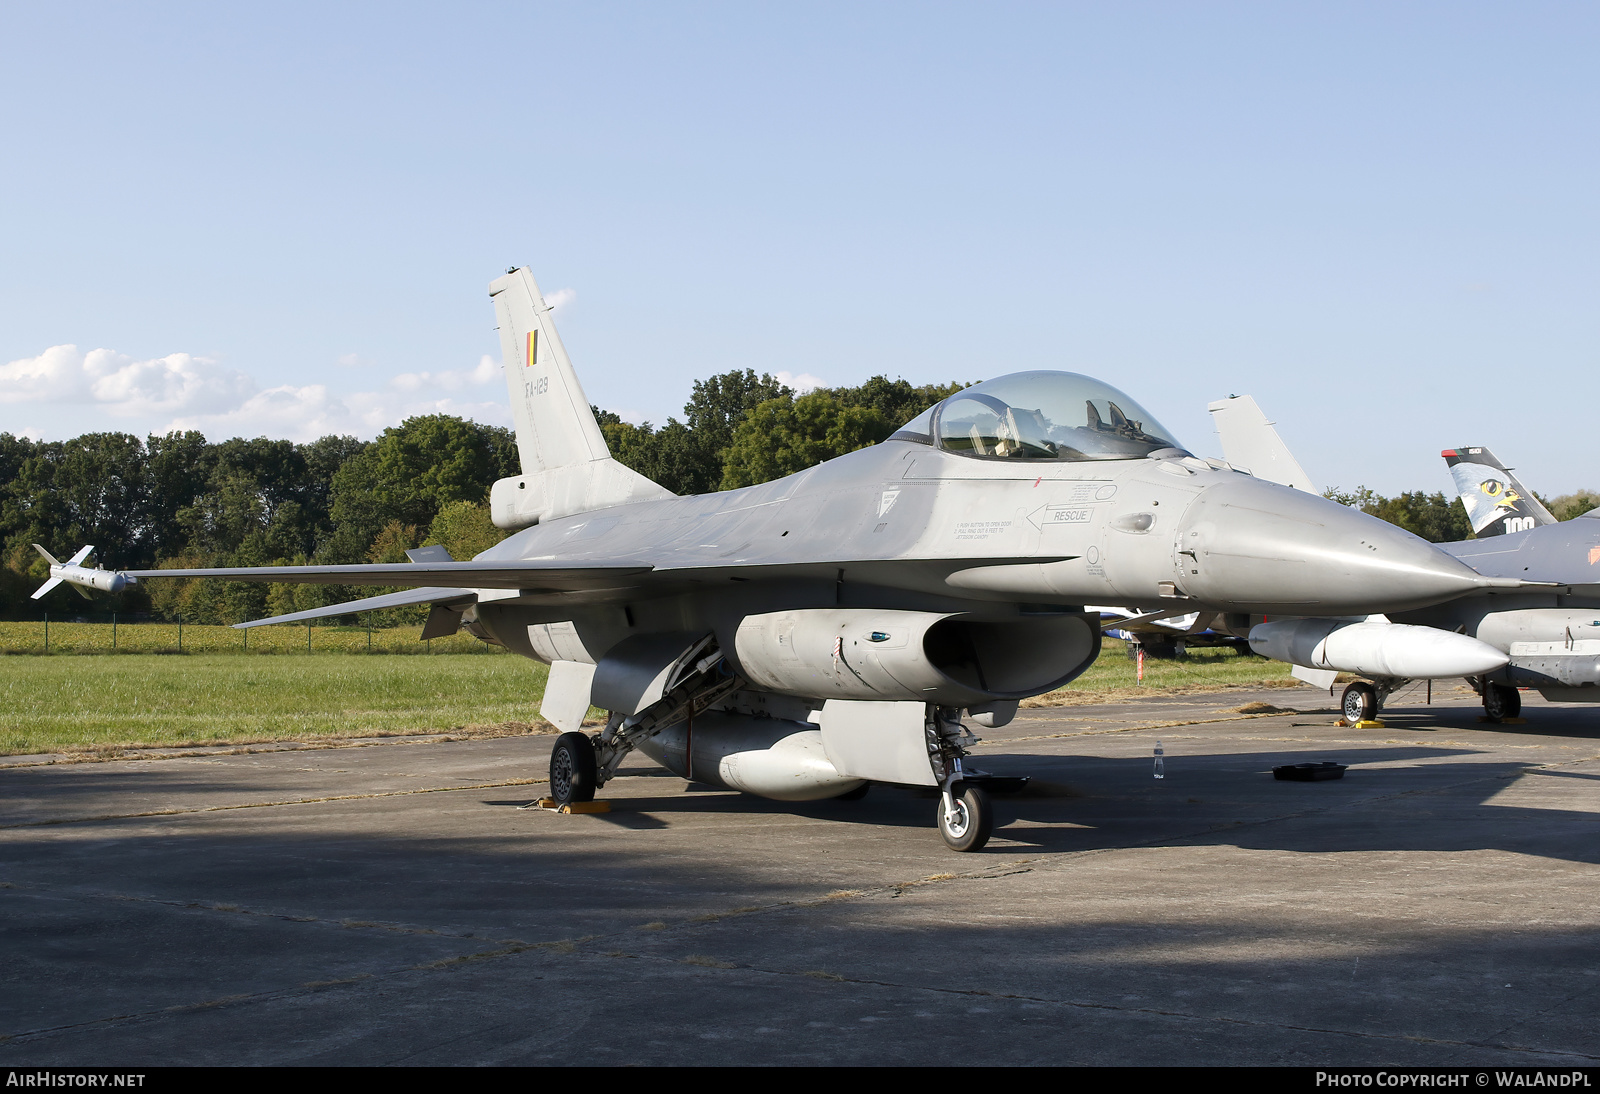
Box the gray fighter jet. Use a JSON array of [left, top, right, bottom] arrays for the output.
[[1407, 453, 1600, 718], [1209, 397, 1600, 725], [37, 269, 1529, 849]]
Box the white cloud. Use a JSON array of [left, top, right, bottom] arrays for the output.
[[0, 344, 255, 418], [162, 383, 513, 442], [162, 354, 509, 441], [391, 355, 500, 393], [0, 344, 95, 403], [776, 370, 825, 394], [544, 287, 576, 313], [336, 352, 377, 368], [3, 344, 513, 443]]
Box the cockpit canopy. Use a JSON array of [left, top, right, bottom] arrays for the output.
[[891, 371, 1188, 462]]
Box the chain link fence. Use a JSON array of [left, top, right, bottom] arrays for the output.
[[0, 612, 500, 655]]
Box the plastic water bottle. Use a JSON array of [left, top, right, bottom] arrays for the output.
[[1153, 740, 1165, 780]]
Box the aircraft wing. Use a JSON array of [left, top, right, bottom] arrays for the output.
[[121, 560, 653, 591], [84, 554, 1084, 619]]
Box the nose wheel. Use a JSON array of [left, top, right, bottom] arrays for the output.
[[937, 784, 993, 852], [550, 732, 598, 804]]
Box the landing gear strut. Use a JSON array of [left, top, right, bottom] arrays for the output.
[[578, 636, 740, 798], [927, 707, 994, 852]]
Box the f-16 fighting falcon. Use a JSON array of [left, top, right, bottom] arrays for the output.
[[34, 269, 1534, 849]]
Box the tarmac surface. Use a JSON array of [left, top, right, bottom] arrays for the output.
[[1, 683, 1597, 1066]]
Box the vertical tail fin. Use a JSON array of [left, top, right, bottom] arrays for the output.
[[1207, 395, 1319, 494], [1442, 447, 1555, 536], [486, 268, 673, 529]]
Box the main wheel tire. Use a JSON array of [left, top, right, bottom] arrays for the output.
[[1341, 682, 1377, 724], [834, 782, 870, 801], [550, 732, 598, 804], [1483, 683, 1521, 723], [936, 784, 994, 852]]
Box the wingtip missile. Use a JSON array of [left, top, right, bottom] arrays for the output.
[[29, 546, 135, 600]]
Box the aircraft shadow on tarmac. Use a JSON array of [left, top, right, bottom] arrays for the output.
[[461, 739, 1600, 863], [3, 741, 1596, 868], [954, 744, 1600, 862], [1363, 706, 1600, 743], [4, 736, 1599, 1064]]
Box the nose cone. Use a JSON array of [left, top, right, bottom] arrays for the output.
[[1178, 477, 1492, 615]]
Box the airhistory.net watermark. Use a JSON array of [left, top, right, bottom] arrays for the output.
[[5, 1075, 145, 1088]]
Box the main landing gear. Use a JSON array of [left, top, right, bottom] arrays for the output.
[[1340, 677, 1406, 725], [1341, 681, 1378, 724], [549, 732, 598, 805], [1482, 682, 1521, 723], [546, 636, 741, 807]]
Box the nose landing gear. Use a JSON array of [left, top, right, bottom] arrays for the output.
[[937, 783, 994, 852], [927, 707, 1000, 852]]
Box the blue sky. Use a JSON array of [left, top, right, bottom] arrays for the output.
[[2, 2, 1595, 496]]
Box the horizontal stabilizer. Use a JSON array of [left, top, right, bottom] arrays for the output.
[[233, 587, 477, 629], [30, 577, 64, 601], [1097, 607, 1201, 632]]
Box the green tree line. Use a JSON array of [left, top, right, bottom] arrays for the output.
[[0, 417, 519, 623], [1322, 486, 1598, 541]]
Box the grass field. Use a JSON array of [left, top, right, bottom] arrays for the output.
[[0, 629, 1300, 757], [0, 653, 550, 756], [1027, 641, 1299, 706]]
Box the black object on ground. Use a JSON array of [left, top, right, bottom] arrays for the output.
[[1272, 761, 1347, 782]]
